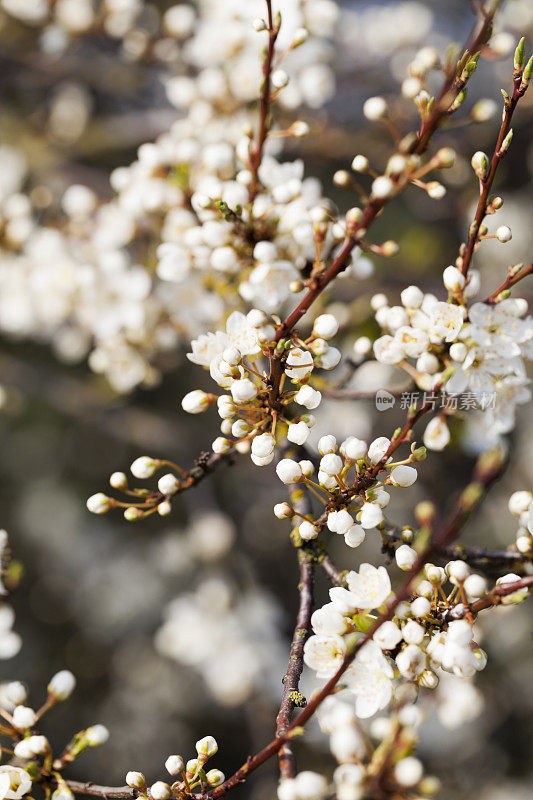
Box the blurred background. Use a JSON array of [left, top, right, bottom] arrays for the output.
[[0, 1, 532, 799]]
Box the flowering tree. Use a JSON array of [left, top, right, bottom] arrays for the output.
[[0, 2, 532, 800]]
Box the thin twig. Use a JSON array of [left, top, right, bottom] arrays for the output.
[[459, 70, 529, 277], [485, 262, 533, 303], [249, 0, 278, 201]]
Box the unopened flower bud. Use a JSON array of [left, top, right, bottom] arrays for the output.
[[471, 151, 489, 181], [150, 782, 170, 800], [85, 725, 109, 746], [126, 772, 146, 790], [87, 493, 113, 514], [48, 670, 76, 702], [496, 225, 512, 243], [110, 472, 128, 490], [130, 456, 159, 479], [206, 770, 225, 787], [196, 735, 218, 759]]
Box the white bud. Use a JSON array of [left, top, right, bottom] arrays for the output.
[[126, 773, 146, 790], [222, 347, 241, 366], [394, 757, 424, 787], [351, 155, 369, 173], [158, 474, 180, 495], [395, 544, 418, 571], [400, 285, 424, 308], [212, 437, 231, 454], [299, 521, 319, 540], [274, 503, 293, 520], [508, 491, 532, 515], [109, 472, 128, 490], [86, 493, 112, 514], [363, 96, 388, 120], [496, 225, 512, 243], [442, 265, 466, 292], [352, 336, 372, 359], [313, 314, 339, 340], [150, 782, 170, 800], [389, 465, 417, 487], [318, 434, 337, 455], [48, 670, 76, 701], [371, 176, 394, 199], [196, 735, 218, 758], [294, 385, 321, 409], [5, 681, 27, 705], [130, 456, 158, 479], [359, 502, 384, 529], [271, 69, 289, 89], [165, 760, 185, 784], [247, 309, 267, 328], [206, 769, 225, 787], [410, 597, 431, 618], [320, 453, 343, 476], [446, 560, 470, 584], [341, 437, 368, 461], [251, 433, 275, 458], [86, 724, 109, 745], [182, 389, 212, 414], [299, 460, 315, 477], [276, 459, 302, 485], [464, 573, 487, 600], [449, 342, 467, 362], [287, 421, 310, 445], [231, 379, 257, 403], [12, 705, 36, 730], [368, 437, 391, 464]]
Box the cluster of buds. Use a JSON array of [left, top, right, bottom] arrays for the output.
[[180, 309, 342, 468], [274, 432, 426, 547], [0, 671, 109, 800], [126, 736, 224, 799], [87, 309, 346, 521]]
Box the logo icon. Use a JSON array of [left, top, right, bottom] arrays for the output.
[[375, 389, 395, 411]]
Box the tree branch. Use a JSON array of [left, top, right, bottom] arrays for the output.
[[275, 551, 314, 778], [459, 68, 528, 277]]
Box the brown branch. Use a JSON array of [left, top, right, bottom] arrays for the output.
[[206, 450, 506, 800], [57, 781, 133, 799], [485, 262, 533, 304], [317, 551, 346, 586], [275, 551, 314, 778], [249, 1, 278, 201], [381, 523, 530, 570], [270, 2, 496, 350], [445, 574, 533, 620], [414, 4, 497, 154], [459, 70, 528, 277]]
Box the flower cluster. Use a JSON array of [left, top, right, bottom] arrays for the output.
[[0, 671, 109, 800], [0, 1, 340, 393], [370, 282, 532, 442], [274, 433, 423, 546], [301, 553, 529, 726], [125, 735, 224, 799]]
